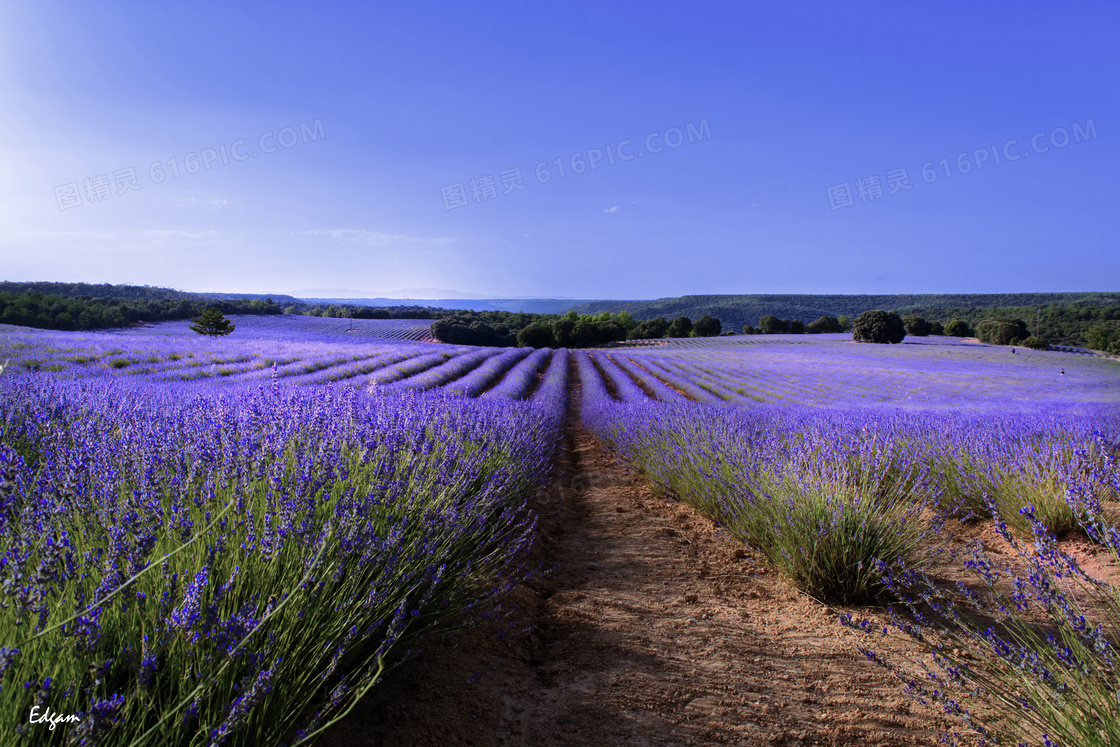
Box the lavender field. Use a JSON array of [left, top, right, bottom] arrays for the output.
[[2, 317, 1120, 744], [574, 342, 1120, 744]]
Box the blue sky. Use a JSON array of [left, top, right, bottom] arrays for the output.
[[0, 2, 1116, 299]]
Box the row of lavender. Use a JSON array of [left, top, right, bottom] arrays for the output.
[[581, 343, 1119, 410], [0, 329, 567, 403], [118, 315, 436, 343], [0, 368, 567, 745], [577, 349, 1120, 744]]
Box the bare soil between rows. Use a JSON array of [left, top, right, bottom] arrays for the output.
[[324, 391, 960, 746]]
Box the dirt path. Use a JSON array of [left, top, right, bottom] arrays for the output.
[[325, 387, 955, 746]]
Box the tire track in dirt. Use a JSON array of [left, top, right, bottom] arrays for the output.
[[325, 376, 955, 746]]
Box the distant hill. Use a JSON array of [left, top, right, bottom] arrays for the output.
[[567, 293, 1120, 332], [300, 297, 593, 314], [0, 281, 302, 305]]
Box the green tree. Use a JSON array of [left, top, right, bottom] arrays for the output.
[[1085, 322, 1120, 354], [571, 320, 597, 347], [903, 315, 932, 336], [551, 318, 576, 347], [596, 320, 627, 344], [759, 315, 789, 334], [852, 310, 906, 344], [807, 315, 843, 334], [692, 314, 721, 337], [516, 322, 554, 348], [944, 319, 971, 337], [837, 315, 852, 331], [668, 316, 693, 338], [632, 317, 669, 340], [975, 318, 1028, 346], [788, 319, 805, 334], [189, 308, 236, 337], [615, 310, 638, 333]]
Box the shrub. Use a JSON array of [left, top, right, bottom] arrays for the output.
[[742, 324, 758, 335], [852, 310, 906, 344], [667, 316, 693, 338], [944, 319, 971, 337], [788, 320, 805, 334], [928, 320, 944, 335], [975, 318, 1029, 346], [1022, 335, 1050, 350], [692, 315, 721, 337], [902, 315, 931, 336]]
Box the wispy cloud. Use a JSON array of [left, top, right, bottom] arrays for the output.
[[143, 229, 221, 241], [19, 231, 114, 239], [603, 206, 619, 214], [297, 229, 454, 246]]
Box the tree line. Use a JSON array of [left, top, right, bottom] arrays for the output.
[[430, 310, 724, 348], [0, 291, 285, 331], [5, 282, 1118, 354], [566, 292, 1118, 331], [0, 285, 451, 332]]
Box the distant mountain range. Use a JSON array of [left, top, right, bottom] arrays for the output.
[[566, 292, 1120, 332], [5, 282, 1117, 331], [293, 288, 492, 300], [298, 297, 594, 314]]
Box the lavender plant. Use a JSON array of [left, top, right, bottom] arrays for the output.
[[531, 348, 569, 406], [843, 436, 1120, 744], [0, 373, 563, 745], [587, 351, 648, 403], [581, 393, 939, 603], [631, 357, 723, 404], [381, 348, 498, 393], [608, 354, 686, 403], [481, 348, 552, 400], [443, 348, 530, 398]]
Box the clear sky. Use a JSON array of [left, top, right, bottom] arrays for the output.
[[0, 2, 1116, 299]]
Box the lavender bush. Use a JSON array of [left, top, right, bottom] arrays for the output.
[[844, 434, 1120, 744], [0, 372, 564, 745], [444, 348, 530, 398], [581, 393, 938, 603], [587, 351, 648, 403], [531, 348, 569, 406], [481, 348, 552, 400]]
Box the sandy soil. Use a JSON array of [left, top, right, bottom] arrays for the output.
[[323, 383, 967, 746]]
